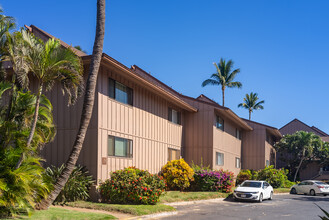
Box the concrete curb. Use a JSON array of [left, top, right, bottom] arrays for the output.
[[126, 211, 178, 220], [164, 198, 225, 206]]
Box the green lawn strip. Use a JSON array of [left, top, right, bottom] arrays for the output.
[[274, 188, 291, 193], [4, 207, 116, 220], [160, 191, 230, 203], [66, 201, 175, 216]]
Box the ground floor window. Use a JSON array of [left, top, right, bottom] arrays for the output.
[[216, 152, 224, 166], [108, 136, 133, 158], [168, 148, 180, 161], [266, 160, 270, 166], [235, 157, 240, 168]]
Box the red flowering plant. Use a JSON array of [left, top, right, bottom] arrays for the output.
[[98, 167, 166, 205]]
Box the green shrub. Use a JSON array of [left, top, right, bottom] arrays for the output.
[[191, 158, 211, 172], [255, 165, 288, 188], [160, 159, 194, 191], [191, 169, 234, 192], [236, 169, 252, 185], [45, 164, 94, 204], [99, 167, 165, 205], [283, 179, 296, 188]]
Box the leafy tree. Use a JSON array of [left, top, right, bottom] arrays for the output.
[[74, 45, 87, 54], [38, 0, 106, 209], [202, 58, 242, 106], [4, 29, 83, 169], [275, 131, 323, 182], [238, 92, 265, 120]]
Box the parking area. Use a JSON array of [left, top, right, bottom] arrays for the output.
[[160, 194, 329, 220]]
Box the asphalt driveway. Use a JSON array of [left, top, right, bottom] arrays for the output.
[[160, 194, 329, 220]]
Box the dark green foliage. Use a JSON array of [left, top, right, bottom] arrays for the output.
[[316, 204, 329, 220], [45, 164, 94, 204], [236, 169, 253, 185], [253, 166, 289, 188], [99, 167, 166, 205]]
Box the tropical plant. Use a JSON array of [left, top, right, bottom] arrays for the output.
[[99, 167, 165, 205], [45, 164, 94, 204], [74, 45, 87, 54], [316, 204, 329, 220], [275, 131, 323, 182], [238, 92, 265, 120], [0, 8, 15, 54], [202, 58, 242, 106], [0, 83, 54, 217], [161, 159, 194, 191], [236, 169, 253, 185], [38, 0, 106, 209], [255, 165, 288, 188]]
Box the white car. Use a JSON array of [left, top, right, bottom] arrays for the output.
[[233, 180, 273, 203], [290, 180, 329, 196]]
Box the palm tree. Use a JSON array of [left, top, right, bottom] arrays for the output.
[[37, 0, 106, 209], [202, 58, 242, 106], [238, 92, 264, 120], [5, 30, 83, 169]]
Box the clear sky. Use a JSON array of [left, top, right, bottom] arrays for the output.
[[2, 0, 329, 132]]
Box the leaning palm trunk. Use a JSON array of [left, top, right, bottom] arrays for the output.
[[294, 149, 306, 182], [15, 84, 43, 169], [37, 0, 105, 209], [222, 87, 225, 106]]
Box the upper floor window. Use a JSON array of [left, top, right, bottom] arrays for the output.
[[168, 108, 181, 125], [109, 78, 133, 105], [216, 116, 224, 131], [236, 129, 242, 140], [108, 136, 133, 158], [216, 152, 224, 166], [235, 157, 241, 168]]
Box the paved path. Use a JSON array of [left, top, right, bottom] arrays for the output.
[[159, 194, 329, 220]]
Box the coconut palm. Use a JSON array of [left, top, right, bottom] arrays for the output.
[[38, 0, 106, 209], [238, 92, 264, 120], [202, 58, 242, 106], [5, 30, 83, 169], [0, 8, 15, 53]]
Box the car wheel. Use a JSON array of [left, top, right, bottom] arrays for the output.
[[290, 188, 297, 194], [269, 191, 273, 200], [310, 189, 316, 196], [259, 193, 263, 203]]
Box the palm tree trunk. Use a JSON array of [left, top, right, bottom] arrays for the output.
[[15, 83, 43, 169], [37, 0, 105, 210], [222, 87, 225, 106], [293, 149, 306, 182], [249, 110, 251, 120]]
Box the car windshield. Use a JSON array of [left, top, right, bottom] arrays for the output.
[[241, 181, 262, 188], [315, 182, 328, 185]]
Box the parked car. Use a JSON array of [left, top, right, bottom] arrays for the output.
[[233, 180, 273, 203], [290, 180, 329, 196]]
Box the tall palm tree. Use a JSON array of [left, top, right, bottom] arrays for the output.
[[37, 0, 106, 209], [202, 58, 242, 106], [5, 30, 84, 169], [238, 92, 264, 120]]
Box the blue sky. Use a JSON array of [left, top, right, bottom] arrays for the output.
[[2, 0, 329, 132]]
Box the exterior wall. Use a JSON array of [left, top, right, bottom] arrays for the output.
[[300, 161, 320, 180], [181, 98, 213, 167], [97, 64, 184, 182], [265, 140, 276, 167], [41, 66, 98, 179], [242, 123, 266, 170], [213, 115, 242, 175]]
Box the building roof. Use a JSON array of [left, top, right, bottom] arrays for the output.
[[25, 25, 87, 57], [181, 94, 253, 131], [280, 118, 329, 137], [243, 118, 282, 138]]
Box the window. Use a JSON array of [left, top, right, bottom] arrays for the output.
[[108, 136, 133, 158], [235, 157, 240, 168], [168, 108, 181, 125], [236, 129, 241, 140], [266, 160, 270, 166], [109, 78, 133, 105], [216, 116, 224, 131], [168, 148, 180, 161], [216, 152, 224, 166]]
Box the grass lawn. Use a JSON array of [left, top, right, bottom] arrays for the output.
[[159, 191, 231, 203], [66, 201, 175, 216], [274, 188, 291, 193], [5, 207, 116, 220]]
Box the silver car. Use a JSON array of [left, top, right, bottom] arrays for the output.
[[290, 180, 329, 196]]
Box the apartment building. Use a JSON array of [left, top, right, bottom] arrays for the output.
[[18, 25, 280, 183]]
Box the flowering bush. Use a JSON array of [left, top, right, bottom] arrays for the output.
[[236, 169, 252, 185], [254, 165, 289, 188], [99, 167, 165, 205], [191, 169, 234, 193], [160, 159, 194, 191]]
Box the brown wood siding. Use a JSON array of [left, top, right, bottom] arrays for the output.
[[97, 65, 184, 182]]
